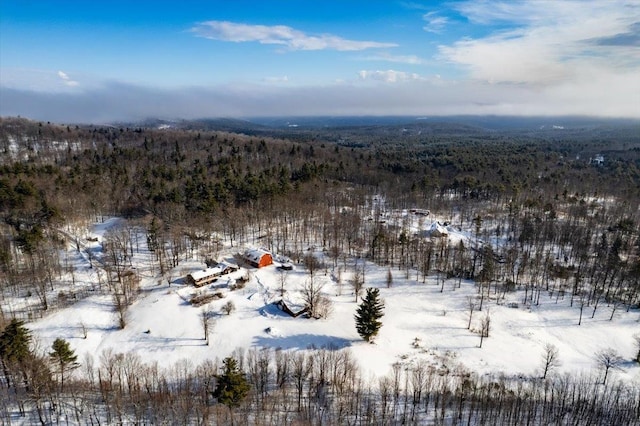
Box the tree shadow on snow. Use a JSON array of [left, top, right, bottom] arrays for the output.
[[132, 334, 205, 348], [253, 334, 352, 351]]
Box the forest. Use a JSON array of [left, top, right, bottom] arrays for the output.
[[0, 116, 639, 424]]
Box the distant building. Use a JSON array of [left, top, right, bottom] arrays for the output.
[[187, 261, 239, 287], [409, 208, 430, 216], [592, 154, 604, 166], [416, 221, 448, 238], [429, 221, 449, 237]]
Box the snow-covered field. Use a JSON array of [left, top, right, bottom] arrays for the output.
[[26, 216, 640, 387]]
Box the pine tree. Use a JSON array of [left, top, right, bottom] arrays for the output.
[[355, 288, 385, 343], [0, 319, 32, 364], [213, 356, 250, 408], [0, 319, 33, 389], [49, 337, 79, 391]]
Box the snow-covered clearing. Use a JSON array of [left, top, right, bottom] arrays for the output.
[[26, 216, 640, 387]]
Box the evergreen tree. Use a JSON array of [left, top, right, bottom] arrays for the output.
[[355, 288, 385, 343], [213, 356, 250, 408], [0, 319, 33, 389], [0, 319, 32, 364], [49, 337, 79, 391]]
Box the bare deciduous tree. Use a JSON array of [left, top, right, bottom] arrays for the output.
[[577, 290, 587, 326], [314, 294, 333, 319], [595, 348, 623, 385], [301, 276, 330, 319], [329, 246, 341, 268], [351, 267, 364, 303], [291, 352, 310, 412], [201, 309, 213, 345], [303, 253, 320, 278], [79, 321, 87, 339], [336, 266, 343, 296], [541, 343, 561, 379], [113, 294, 128, 329], [278, 269, 288, 297], [221, 301, 235, 316], [467, 296, 476, 330], [479, 311, 491, 348]]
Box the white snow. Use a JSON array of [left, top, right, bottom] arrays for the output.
[[21, 216, 640, 387]]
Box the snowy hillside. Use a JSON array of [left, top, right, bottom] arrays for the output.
[[27, 215, 640, 387]]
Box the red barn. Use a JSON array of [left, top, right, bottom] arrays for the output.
[[243, 248, 273, 268]]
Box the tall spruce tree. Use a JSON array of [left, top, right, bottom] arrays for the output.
[[213, 356, 250, 408], [0, 319, 33, 389], [49, 337, 79, 391], [355, 288, 385, 343], [0, 319, 32, 364]]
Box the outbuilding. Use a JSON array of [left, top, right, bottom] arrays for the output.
[[187, 267, 223, 287], [187, 260, 240, 287], [275, 299, 309, 318]]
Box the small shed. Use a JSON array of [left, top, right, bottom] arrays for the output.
[[243, 248, 273, 268], [275, 299, 309, 318]]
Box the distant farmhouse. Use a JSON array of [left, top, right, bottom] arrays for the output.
[[591, 154, 604, 166], [187, 261, 239, 287], [416, 221, 449, 238], [243, 248, 273, 268]]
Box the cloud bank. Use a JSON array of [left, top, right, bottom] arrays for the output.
[[358, 70, 424, 82], [3, 74, 638, 124]]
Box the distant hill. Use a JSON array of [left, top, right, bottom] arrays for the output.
[[118, 117, 273, 134], [5, 114, 638, 142], [119, 115, 640, 135]]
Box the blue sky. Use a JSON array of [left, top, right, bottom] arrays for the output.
[[1, 0, 639, 122]]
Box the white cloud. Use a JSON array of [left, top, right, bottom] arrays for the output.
[[453, 0, 564, 25], [422, 12, 449, 33], [358, 70, 424, 83], [360, 53, 425, 65], [57, 70, 79, 87], [440, 0, 640, 85], [191, 20, 397, 51]]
